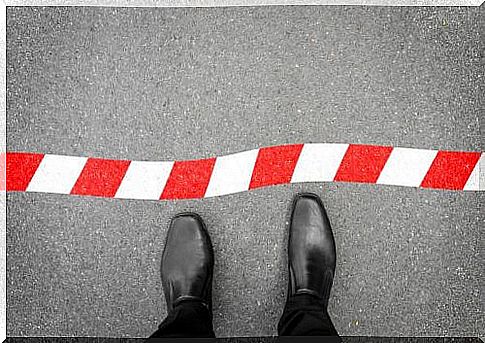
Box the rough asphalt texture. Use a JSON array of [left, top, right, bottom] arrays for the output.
[[6, 6, 484, 338]]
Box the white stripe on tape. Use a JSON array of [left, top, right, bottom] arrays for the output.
[[204, 149, 259, 197], [291, 143, 349, 183], [115, 161, 174, 200], [26, 154, 88, 194], [463, 154, 483, 191], [377, 147, 438, 187]]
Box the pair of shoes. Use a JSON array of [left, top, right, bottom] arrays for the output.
[[161, 192, 336, 314]]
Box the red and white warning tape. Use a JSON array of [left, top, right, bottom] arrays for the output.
[[2, 143, 483, 200]]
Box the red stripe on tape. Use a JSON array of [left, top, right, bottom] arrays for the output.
[[249, 144, 303, 189], [334, 144, 393, 183], [71, 158, 130, 197], [161, 158, 216, 200], [0, 153, 6, 191], [6, 152, 44, 191], [420, 151, 481, 190]]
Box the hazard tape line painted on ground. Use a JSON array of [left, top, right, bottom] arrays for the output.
[[2, 143, 483, 199]]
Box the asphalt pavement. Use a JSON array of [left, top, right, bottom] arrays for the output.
[[6, 5, 484, 338]]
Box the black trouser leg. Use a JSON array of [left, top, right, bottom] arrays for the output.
[[149, 299, 216, 338], [278, 293, 341, 340]]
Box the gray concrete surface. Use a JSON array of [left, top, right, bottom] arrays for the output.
[[6, 5, 484, 338]]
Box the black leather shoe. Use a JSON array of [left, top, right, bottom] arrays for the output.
[[161, 213, 214, 314], [287, 193, 337, 308]]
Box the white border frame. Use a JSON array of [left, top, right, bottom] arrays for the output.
[[0, 1, 483, 341], [1, 0, 484, 6]]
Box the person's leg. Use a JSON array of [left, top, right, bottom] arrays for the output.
[[149, 299, 215, 338], [278, 193, 340, 339], [149, 213, 215, 338], [278, 293, 338, 336]]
